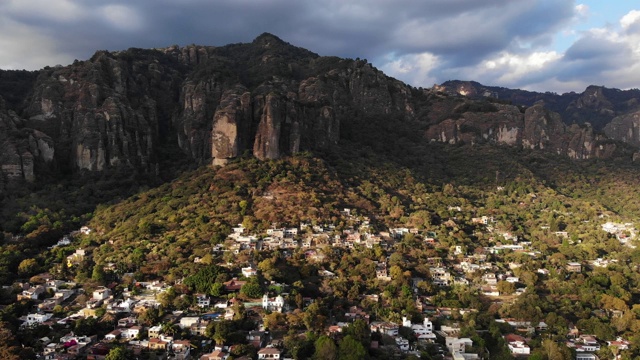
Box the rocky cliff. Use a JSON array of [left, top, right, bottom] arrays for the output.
[[422, 99, 616, 159], [439, 81, 640, 131], [0, 97, 55, 184], [1, 33, 639, 189]]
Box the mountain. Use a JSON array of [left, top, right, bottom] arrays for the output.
[[1, 33, 640, 191]]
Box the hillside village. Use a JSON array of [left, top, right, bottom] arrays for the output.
[[7, 194, 640, 360]]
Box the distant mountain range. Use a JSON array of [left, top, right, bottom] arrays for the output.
[[2, 33, 640, 190]]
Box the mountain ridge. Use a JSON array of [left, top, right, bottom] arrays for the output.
[[1, 33, 640, 190]]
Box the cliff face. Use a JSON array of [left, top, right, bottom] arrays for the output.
[[439, 81, 640, 131], [1, 34, 639, 189], [0, 98, 55, 184], [424, 102, 616, 159], [603, 110, 640, 148]]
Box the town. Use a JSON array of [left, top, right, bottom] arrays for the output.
[[8, 195, 639, 360]]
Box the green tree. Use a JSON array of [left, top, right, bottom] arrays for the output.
[[91, 264, 106, 284], [105, 346, 130, 360], [314, 335, 337, 360], [343, 319, 371, 347], [240, 282, 263, 299], [338, 335, 367, 360]]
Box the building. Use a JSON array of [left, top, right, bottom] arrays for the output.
[[92, 287, 112, 301], [201, 350, 228, 360], [505, 334, 530, 355], [171, 340, 191, 360], [242, 267, 258, 277], [148, 325, 162, 339], [196, 294, 211, 308], [262, 294, 285, 313], [446, 337, 473, 355], [24, 312, 52, 326], [258, 347, 281, 359], [566, 262, 582, 273]]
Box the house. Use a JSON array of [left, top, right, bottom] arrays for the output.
[[402, 317, 435, 341], [67, 248, 87, 267], [607, 337, 630, 350], [482, 273, 497, 285], [121, 326, 141, 339], [24, 312, 52, 326], [446, 337, 473, 355], [258, 347, 281, 359], [223, 278, 246, 292], [481, 286, 499, 297], [504, 334, 530, 355], [117, 316, 137, 328], [196, 294, 211, 308], [566, 262, 582, 273], [191, 320, 210, 336], [201, 350, 228, 360], [92, 287, 112, 301], [242, 267, 258, 277], [80, 226, 92, 234], [262, 294, 285, 312], [171, 340, 191, 360], [395, 337, 410, 351], [148, 325, 162, 339], [18, 285, 46, 301], [376, 263, 391, 281], [431, 267, 453, 286], [370, 321, 399, 336], [104, 329, 122, 341], [148, 337, 168, 351], [179, 316, 201, 329]]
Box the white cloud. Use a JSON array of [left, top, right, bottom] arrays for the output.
[[380, 53, 440, 87], [100, 5, 145, 32], [620, 10, 640, 29], [575, 4, 589, 18]]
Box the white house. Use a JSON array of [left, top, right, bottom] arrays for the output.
[[258, 347, 281, 359], [446, 337, 473, 355], [179, 316, 201, 329], [196, 294, 210, 308], [262, 294, 285, 313], [92, 287, 111, 301], [402, 317, 436, 340], [24, 313, 52, 326], [395, 337, 410, 351], [505, 334, 530, 355], [121, 326, 141, 339], [242, 267, 258, 277]]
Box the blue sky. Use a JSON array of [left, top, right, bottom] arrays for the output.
[[0, 0, 638, 94]]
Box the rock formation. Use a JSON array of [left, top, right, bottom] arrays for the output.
[[1, 33, 639, 190]]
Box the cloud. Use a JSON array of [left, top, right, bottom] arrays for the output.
[[0, 17, 73, 69], [100, 5, 145, 32]]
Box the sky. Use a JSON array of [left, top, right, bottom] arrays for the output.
[[0, 0, 638, 94]]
